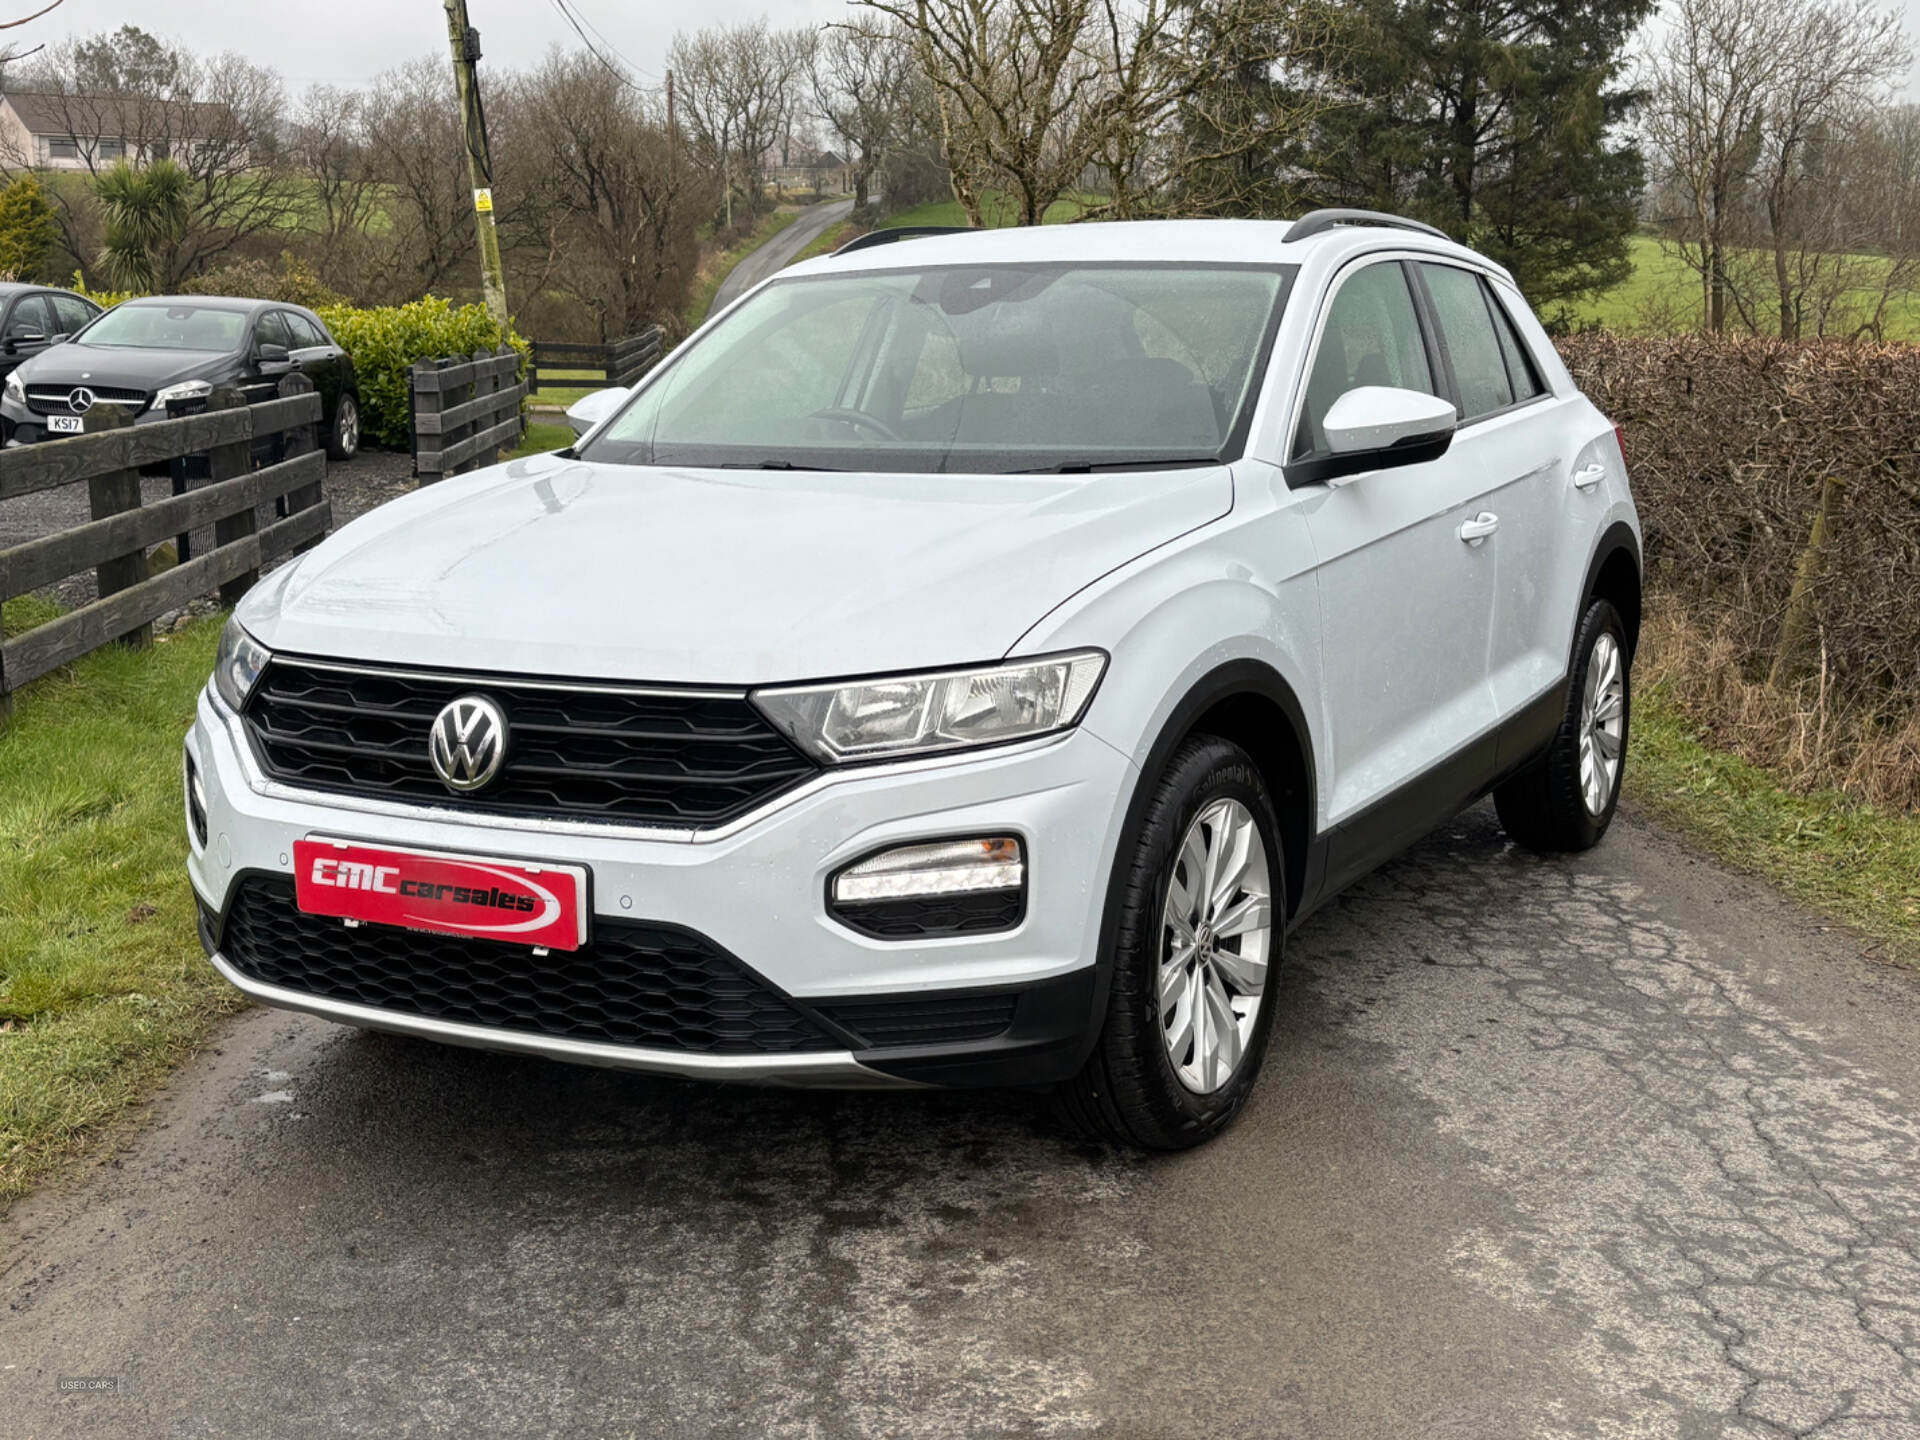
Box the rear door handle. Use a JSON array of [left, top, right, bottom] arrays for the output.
[[1573, 463, 1606, 491], [1458, 512, 1499, 544]]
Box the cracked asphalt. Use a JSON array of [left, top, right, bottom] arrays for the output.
[[5, 802, 1920, 1438]]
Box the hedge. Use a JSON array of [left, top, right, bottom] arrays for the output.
[[1559, 334, 1920, 801], [315, 298, 530, 449]]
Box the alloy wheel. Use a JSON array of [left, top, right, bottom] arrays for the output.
[[337, 398, 359, 456], [1158, 797, 1273, 1094], [1579, 631, 1625, 816]]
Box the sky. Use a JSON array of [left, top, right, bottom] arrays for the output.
[[9, 0, 1920, 97]]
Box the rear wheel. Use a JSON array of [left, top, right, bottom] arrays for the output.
[[1495, 598, 1630, 852], [1056, 736, 1282, 1150], [326, 393, 360, 461]]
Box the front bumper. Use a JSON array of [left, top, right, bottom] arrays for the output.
[[187, 687, 1135, 1088]]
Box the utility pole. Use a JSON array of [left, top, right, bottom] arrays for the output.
[[441, 0, 508, 328], [666, 69, 676, 180]]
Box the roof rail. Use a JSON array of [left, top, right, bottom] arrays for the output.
[[832, 225, 975, 256], [1285, 208, 1451, 244]]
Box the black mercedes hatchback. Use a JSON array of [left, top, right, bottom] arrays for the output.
[[1, 295, 360, 460]]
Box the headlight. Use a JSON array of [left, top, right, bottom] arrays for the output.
[[212, 615, 271, 712], [155, 379, 213, 405], [3, 372, 22, 403], [752, 651, 1106, 763]]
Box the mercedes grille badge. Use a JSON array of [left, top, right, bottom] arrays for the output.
[[429, 694, 509, 793]]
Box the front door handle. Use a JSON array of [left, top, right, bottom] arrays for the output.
[[1458, 512, 1499, 545], [1572, 462, 1606, 491]]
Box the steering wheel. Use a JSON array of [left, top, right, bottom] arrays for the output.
[[810, 407, 902, 442]]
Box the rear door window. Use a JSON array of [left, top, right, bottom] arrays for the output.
[[48, 293, 97, 335], [1418, 263, 1515, 421]]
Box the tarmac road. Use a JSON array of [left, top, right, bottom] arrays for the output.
[[6, 802, 1920, 1438], [708, 198, 857, 317]]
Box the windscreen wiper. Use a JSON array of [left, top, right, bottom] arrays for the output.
[[1017, 457, 1222, 474], [715, 460, 846, 472]]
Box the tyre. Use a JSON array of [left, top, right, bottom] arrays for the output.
[[1494, 598, 1630, 852], [326, 392, 360, 462], [1056, 735, 1283, 1150]]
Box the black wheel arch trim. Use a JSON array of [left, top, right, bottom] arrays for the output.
[[1580, 521, 1642, 657], [1076, 658, 1319, 1071]]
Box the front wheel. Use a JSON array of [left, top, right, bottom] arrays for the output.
[[1495, 598, 1631, 852], [1056, 736, 1283, 1150], [326, 393, 360, 462]]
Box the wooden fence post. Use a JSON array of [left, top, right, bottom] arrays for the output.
[[207, 389, 257, 608], [82, 405, 149, 650], [472, 349, 500, 470], [1768, 474, 1846, 690]]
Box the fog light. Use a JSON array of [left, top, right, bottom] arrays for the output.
[[832, 837, 1024, 903], [185, 749, 208, 850]]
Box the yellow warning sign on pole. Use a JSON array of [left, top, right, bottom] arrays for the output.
[[473, 187, 494, 214]]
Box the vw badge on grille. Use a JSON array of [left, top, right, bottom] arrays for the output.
[[68, 386, 96, 415], [429, 695, 508, 793]]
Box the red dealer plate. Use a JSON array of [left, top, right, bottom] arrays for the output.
[[292, 838, 590, 951]]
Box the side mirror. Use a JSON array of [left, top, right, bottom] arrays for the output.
[[1288, 386, 1458, 487], [566, 387, 626, 439], [256, 342, 291, 365], [5, 330, 46, 354]]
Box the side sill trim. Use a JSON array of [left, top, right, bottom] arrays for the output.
[[206, 950, 921, 1089]]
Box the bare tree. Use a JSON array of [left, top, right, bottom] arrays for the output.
[[494, 50, 707, 339], [1645, 0, 1911, 335], [355, 58, 475, 303], [669, 21, 813, 231], [811, 19, 915, 209], [855, 0, 1330, 225], [289, 85, 379, 251]]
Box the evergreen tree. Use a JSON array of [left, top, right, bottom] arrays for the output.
[[1287, 0, 1651, 317], [0, 175, 58, 282]]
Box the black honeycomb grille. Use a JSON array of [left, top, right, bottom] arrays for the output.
[[829, 889, 1024, 940], [218, 877, 838, 1054], [819, 993, 1018, 1048], [243, 659, 817, 827]]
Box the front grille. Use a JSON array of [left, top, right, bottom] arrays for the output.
[[244, 658, 818, 827], [218, 877, 839, 1054], [820, 993, 1019, 1048], [25, 384, 148, 416]]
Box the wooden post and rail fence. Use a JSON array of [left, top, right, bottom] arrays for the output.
[[410, 346, 527, 481], [0, 389, 328, 720], [527, 328, 664, 395]]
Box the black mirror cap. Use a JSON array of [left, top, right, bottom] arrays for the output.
[[256, 342, 291, 363], [1282, 427, 1455, 489]]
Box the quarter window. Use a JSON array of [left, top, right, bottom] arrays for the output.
[[1419, 263, 1514, 421], [1294, 262, 1435, 458], [1485, 286, 1545, 402]]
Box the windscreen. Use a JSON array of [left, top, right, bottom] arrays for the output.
[[78, 303, 248, 352], [580, 262, 1294, 474]]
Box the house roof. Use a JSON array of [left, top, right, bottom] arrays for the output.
[[1, 91, 228, 140], [813, 150, 846, 169]]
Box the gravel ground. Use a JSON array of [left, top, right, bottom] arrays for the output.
[[1, 447, 418, 617]]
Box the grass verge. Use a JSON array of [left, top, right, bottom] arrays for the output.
[[0, 616, 242, 1203], [684, 209, 800, 331], [1626, 685, 1920, 965], [506, 420, 576, 459]]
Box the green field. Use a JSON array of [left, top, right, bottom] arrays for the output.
[[1562, 236, 1920, 340]]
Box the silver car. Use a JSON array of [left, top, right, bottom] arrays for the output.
[[188, 211, 1640, 1149]]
